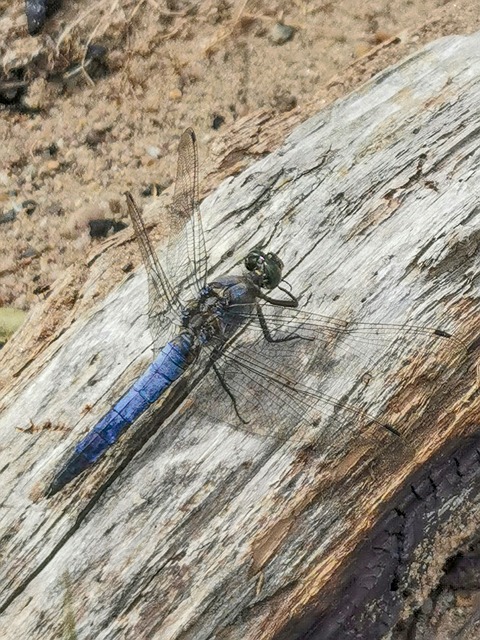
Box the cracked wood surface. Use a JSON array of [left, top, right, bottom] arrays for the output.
[[1, 32, 480, 640]]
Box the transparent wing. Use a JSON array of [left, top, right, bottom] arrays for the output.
[[192, 332, 397, 460], [190, 303, 464, 453], [126, 192, 183, 349], [164, 128, 208, 301], [226, 302, 466, 367]]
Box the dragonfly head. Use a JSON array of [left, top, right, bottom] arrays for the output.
[[244, 249, 284, 290]]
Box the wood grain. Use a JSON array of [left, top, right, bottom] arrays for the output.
[[1, 31, 480, 640]]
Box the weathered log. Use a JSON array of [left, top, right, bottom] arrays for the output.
[[1, 31, 480, 640]]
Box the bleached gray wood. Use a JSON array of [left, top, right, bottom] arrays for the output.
[[1, 31, 480, 640]]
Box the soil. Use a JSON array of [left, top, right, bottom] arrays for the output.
[[1, 1, 480, 637]]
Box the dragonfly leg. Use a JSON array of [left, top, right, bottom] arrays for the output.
[[256, 304, 314, 344], [258, 286, 299, 308], [212, 362, 249, 424]]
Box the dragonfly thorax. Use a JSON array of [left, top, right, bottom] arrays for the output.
[[181, 287, 229, 345]]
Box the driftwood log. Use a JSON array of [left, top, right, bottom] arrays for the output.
[[1, 31, 480, 640]]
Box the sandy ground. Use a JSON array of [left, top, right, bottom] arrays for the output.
[[2, 1, 480, 637]]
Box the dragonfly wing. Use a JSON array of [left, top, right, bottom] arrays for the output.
[[126, 193, 182, 350], [164, 128, 208, 302], [191, 333, 392, 461], [226, 303, 466, 367], [191, 302, 464, 451]]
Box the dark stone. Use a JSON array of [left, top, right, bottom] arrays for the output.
[[89, 219, 113, 238], [25, 0, 62, 36], [269, 22, 295, 45], [22, 200, 38, 215], [33, 283, 50, 295], [89, 219, 127, 239], [20, 246, 39, 259], [0, 210, 17, 224], [47, 142, 58, 156], [212, 114, 225, 130], [141, 184, 164, 197]]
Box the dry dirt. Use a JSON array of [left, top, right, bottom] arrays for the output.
[[2, 1, 480, 637]]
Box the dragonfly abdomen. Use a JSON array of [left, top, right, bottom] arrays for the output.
[[46, 333, 194, 496]]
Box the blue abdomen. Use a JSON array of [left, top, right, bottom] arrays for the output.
[[47, 333, 194, 495]]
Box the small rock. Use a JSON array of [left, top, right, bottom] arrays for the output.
[[0, 210, 17, 224], [22, 200, 38, 215], [269, 23, 295, 45], [33, 283, 50, 295], [39, 160, 60, 177], [25, 0, 47, 35], [25, 0, 62, 35], [88, 218, 127, 239], [122, 262, 134, 273], [141, 183, 164, 197], [146, 145, 161, 159], [169, 88, 183, 101], [20, 246, 39, 259], [47, 142, 58, 156], [212, 114, 225, 130], [89, 218, 113, 238]]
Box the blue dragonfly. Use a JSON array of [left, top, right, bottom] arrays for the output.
[[46, 129, 458, 496]]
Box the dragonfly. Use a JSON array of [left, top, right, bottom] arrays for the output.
[[46, 128, 459, 496]]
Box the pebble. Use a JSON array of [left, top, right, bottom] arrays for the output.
[[22, 200, 38, 215], [269, 23, 295, 45], [39, 160, 60, 177], [89, 219, 113, 238], [141, 183, 164, 197], [88, 219, 127, 239], [20, 246, 39, 259], [0, 210, 16, 224], [46, 160, 60, 171], [145, 146, 161, 159], [169, 88, 183, 101], [212, 114, 225, 130], [25, 0, 47, 36]]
